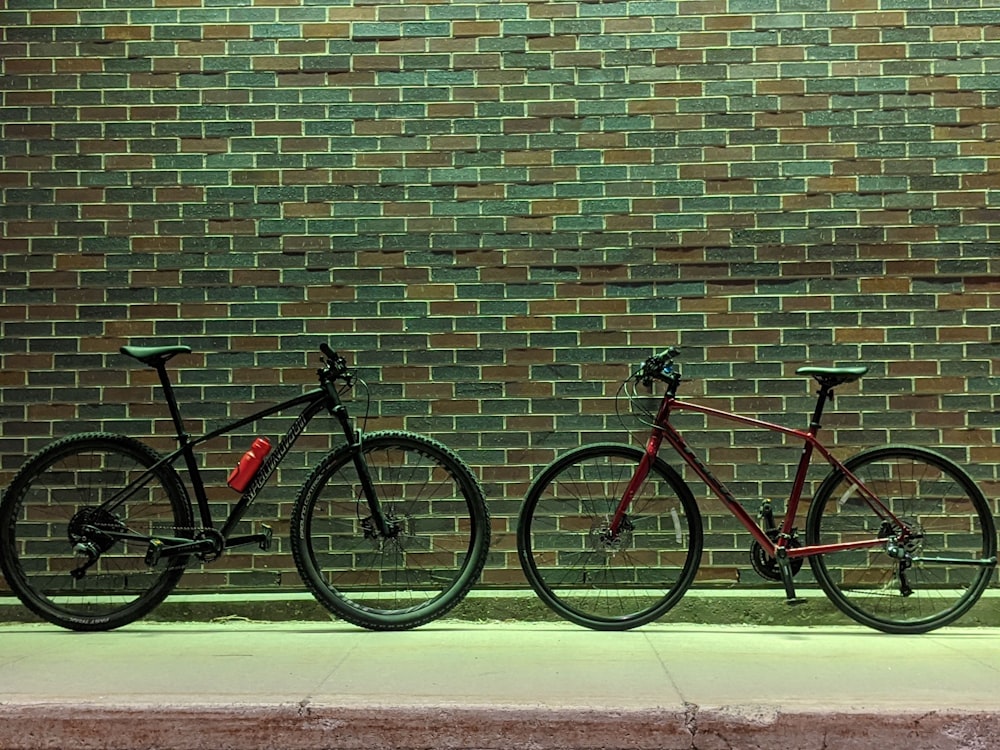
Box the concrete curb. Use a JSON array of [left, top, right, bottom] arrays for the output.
[[0, 703, 996, 750], [4, 588, 1000, 628], [3, 621, 999, 750]]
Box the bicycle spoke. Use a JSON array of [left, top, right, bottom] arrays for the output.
[[518, 444, 701, 630], [807, 446, 995, 633]]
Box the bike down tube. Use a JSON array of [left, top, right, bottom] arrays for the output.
[[219, 392, 329, 540], [612, 390, 783, 551], [660, 419, 779, 553]]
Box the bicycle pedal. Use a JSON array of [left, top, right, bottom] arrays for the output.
[[259, 524, 273, 551]]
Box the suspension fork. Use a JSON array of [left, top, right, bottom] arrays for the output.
[[322, 376, 392, 537]]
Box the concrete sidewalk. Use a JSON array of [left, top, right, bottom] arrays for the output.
[[1, 620, 998, 750]]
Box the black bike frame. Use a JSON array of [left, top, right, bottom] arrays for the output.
[[179, 389, 330, 540], [102, 361, 382, 554]]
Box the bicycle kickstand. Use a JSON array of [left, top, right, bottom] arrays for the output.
[[775, 547, 807, 606]]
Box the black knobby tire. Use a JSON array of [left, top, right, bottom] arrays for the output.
[[806, 445, 996, 634], [0, 433, 193, 631], [517, 443, 703, 631], [290, 430, 490, 630]]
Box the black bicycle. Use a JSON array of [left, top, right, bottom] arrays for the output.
[[0, 343, 491, 631]]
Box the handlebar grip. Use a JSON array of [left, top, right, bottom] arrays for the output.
[[659, 346, 680, 360], [319, 343, 337, 361]]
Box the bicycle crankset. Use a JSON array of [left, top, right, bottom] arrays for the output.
[[750, 530, 803, 582]]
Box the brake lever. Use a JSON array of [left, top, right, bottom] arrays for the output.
[[636, 347, 680, 388], [635, 356, 662, 388], [318, 345, 354, 386]]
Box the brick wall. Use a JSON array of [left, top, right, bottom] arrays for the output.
[[2, 0, 999, 593]]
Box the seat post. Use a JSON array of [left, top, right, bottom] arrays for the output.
[[808, 385, 833, 435]]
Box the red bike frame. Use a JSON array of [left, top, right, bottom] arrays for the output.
[[611, 393, 911, 562]]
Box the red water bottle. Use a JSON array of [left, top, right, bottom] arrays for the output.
[[227, 437, 272, 493]]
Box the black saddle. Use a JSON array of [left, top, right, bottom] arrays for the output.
[[796, 366, 868, 388], [120, 345, 192, 367]]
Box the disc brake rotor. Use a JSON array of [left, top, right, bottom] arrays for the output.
[[589, 517, 634, 554]]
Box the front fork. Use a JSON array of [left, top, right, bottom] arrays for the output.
[[323, 378, 395, 539], [610, 431, 664, 536]]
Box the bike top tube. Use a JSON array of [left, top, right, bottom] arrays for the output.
[[665, 396, 821, 443]]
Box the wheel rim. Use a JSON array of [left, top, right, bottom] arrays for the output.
[[810, 450, 995, 630], [521, 447, 700, 627], [2, 441, 186, 625]]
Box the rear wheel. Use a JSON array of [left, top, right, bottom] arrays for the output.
[[807, 445, 996, 634], [0, 433, 192, 631], [517, 444, 703, 630], [291, 431, 490, 630]]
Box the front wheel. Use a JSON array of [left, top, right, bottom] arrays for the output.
[[0, 433, 192, 631], [517, 444, 703, 630], [807, 445, 996, 634], [291, 430, 490, 630]]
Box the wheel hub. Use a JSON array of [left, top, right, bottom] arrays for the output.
[[68, 507, 124, 554], [900, 519, 925, 554], [589, 517, 633, 554], [361, 512, 405, 546], [879, 518, 925, 554]]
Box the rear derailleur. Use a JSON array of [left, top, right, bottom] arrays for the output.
[[68, 507, 125, 580]]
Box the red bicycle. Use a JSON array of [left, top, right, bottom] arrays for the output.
[[517, 347, 997, 634]]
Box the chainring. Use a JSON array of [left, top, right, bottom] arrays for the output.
[[750, 531, 803, 582]]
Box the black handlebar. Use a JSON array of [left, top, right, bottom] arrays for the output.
[[318, 344, 353, 385], [636, 346, 681, 389]]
